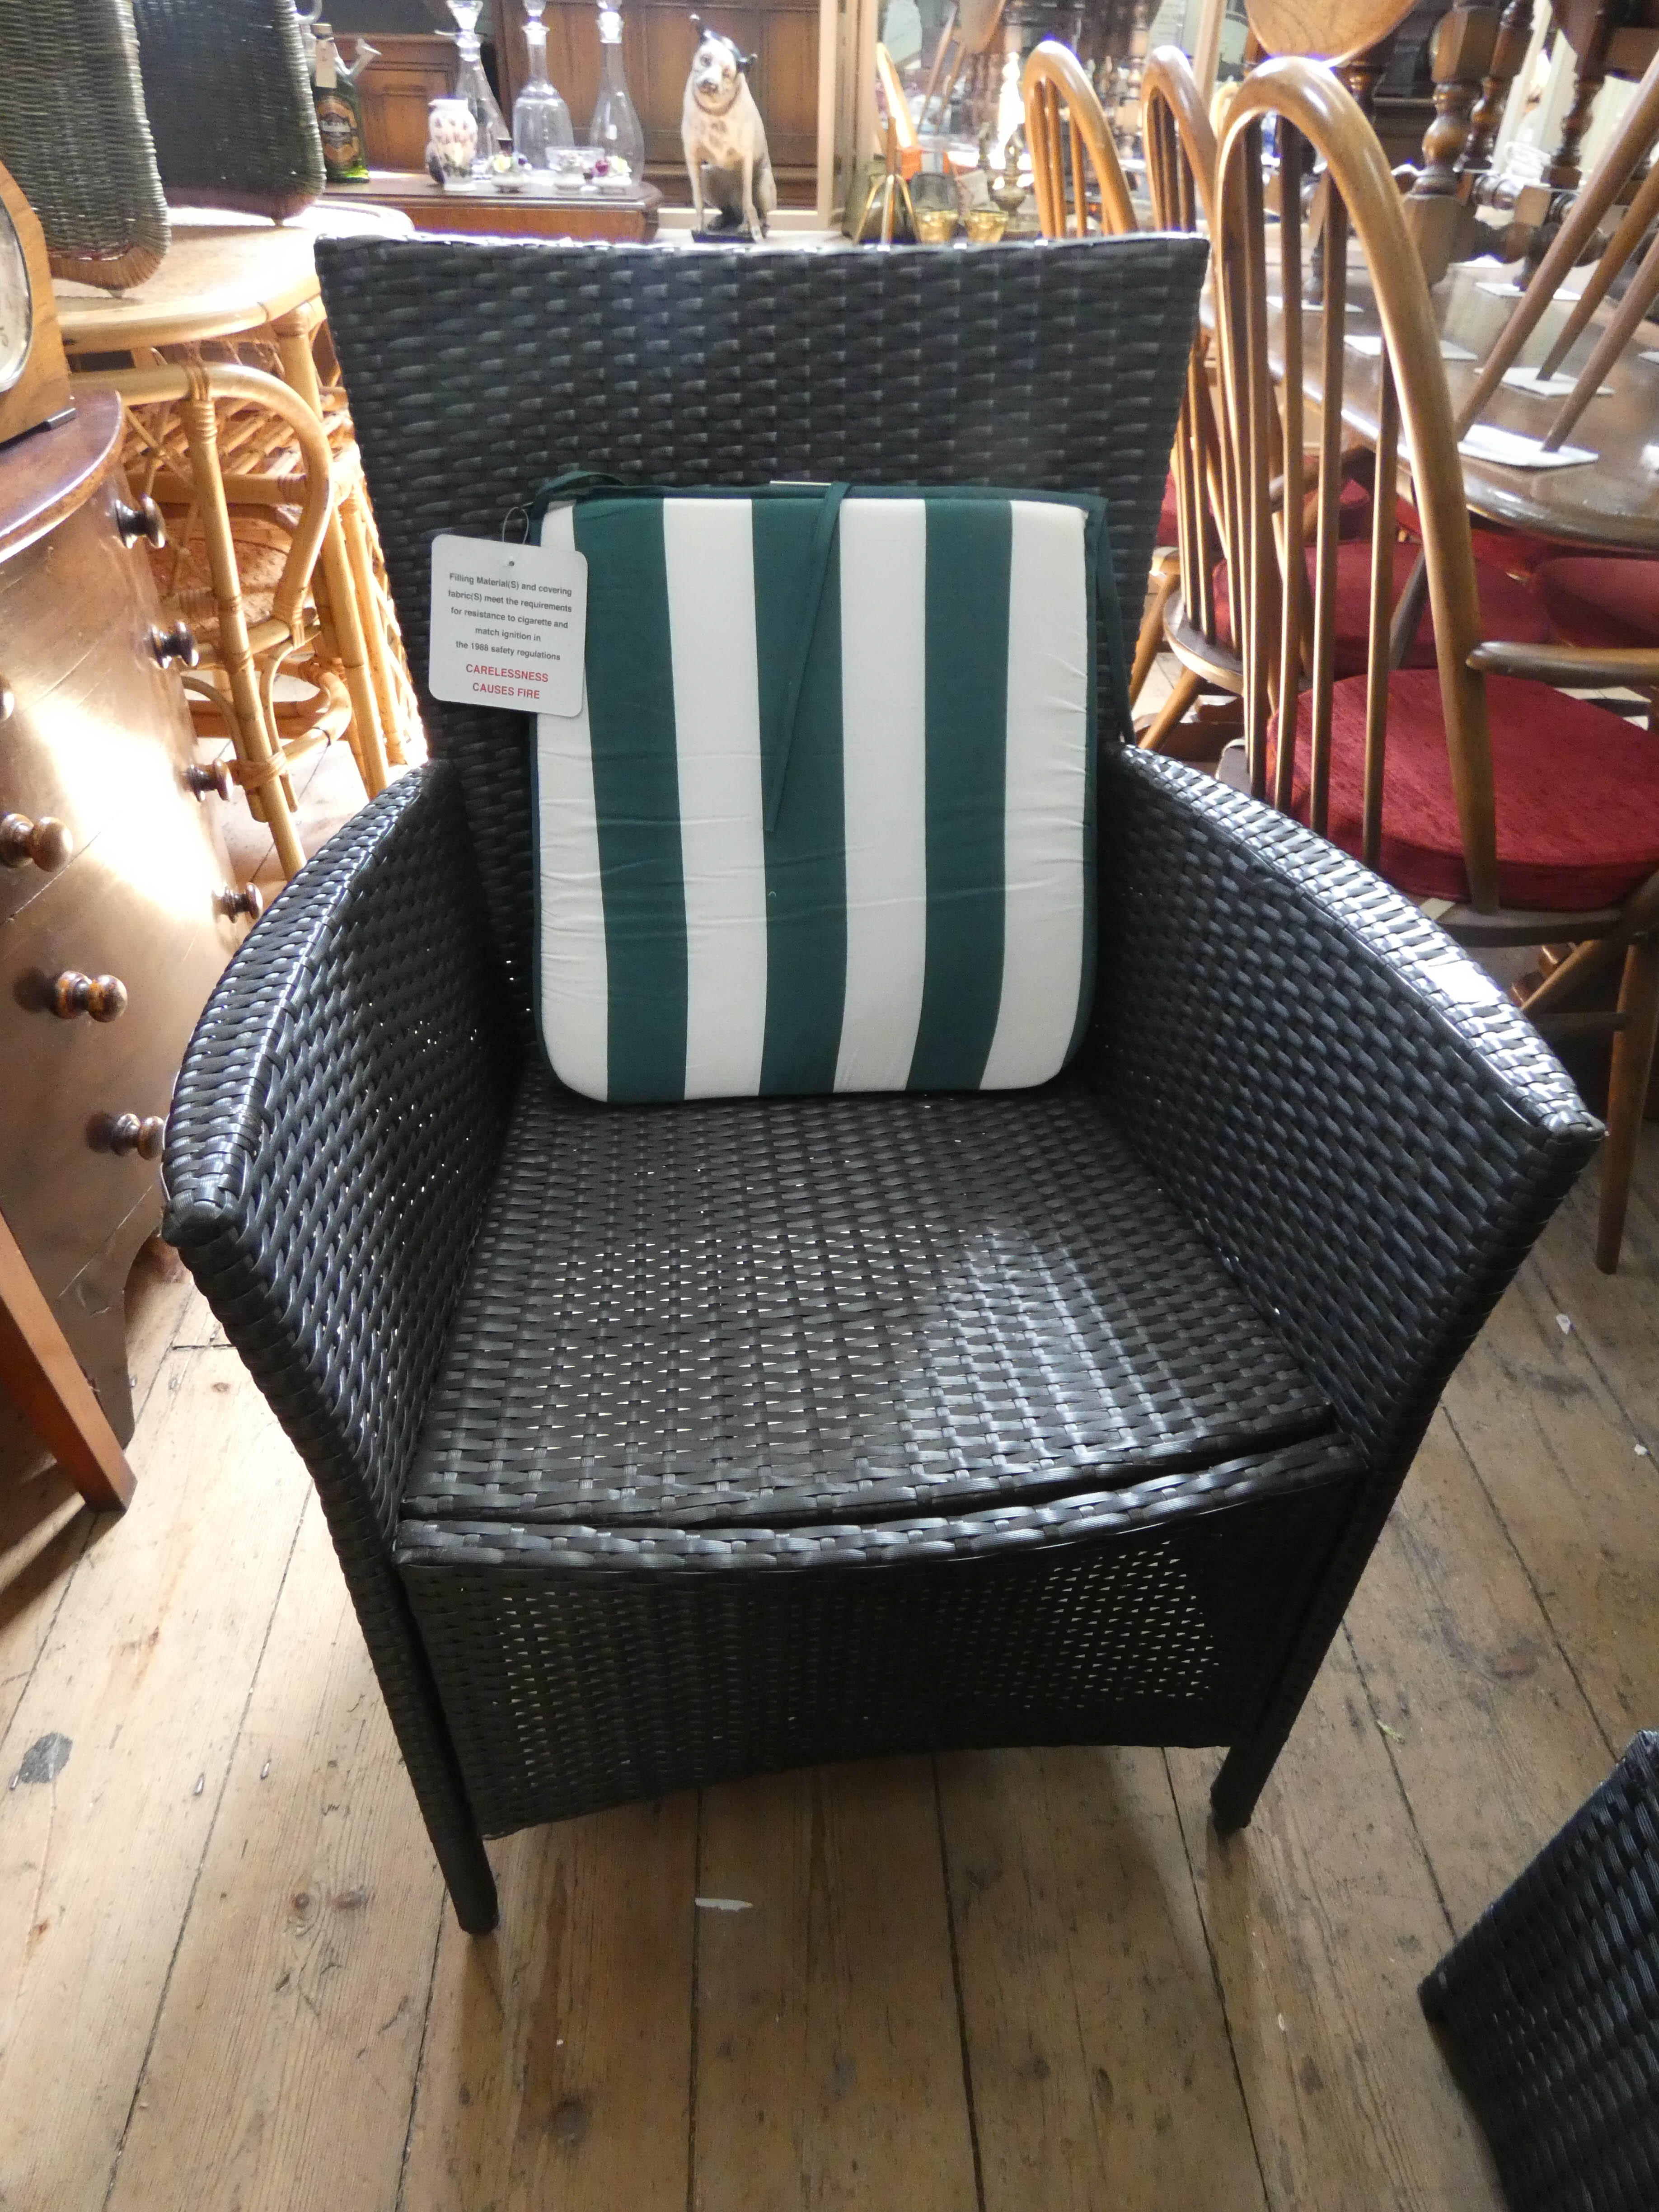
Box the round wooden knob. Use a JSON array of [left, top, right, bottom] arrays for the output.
[[150, 623, 201, 672], [50, 971, 128, 1022], [0, 813, 73, 872], [183, 761, 235, 802], [108, 1113, 167, 1160], [216, 883, 263, 923], [115, 496, 167, 552]]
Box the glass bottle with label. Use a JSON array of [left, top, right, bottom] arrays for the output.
[[513, 0, 575, 166], [588, 6, 645, 183], [311, 22, 370, 181]]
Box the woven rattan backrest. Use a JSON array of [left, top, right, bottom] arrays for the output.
[[134, 0, 325, 222], [1142, 47, 1237, 674], [0, 0, 169, 288], [1215, 59, 1500, 910], [1023, 42, 1137, 238], [318, 234, 1208, 1029]]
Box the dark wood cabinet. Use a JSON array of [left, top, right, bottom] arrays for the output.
[[0, 394, 251, 1444], [352, 33, 459, 171]]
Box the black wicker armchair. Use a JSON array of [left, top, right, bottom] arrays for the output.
[[162, 238, 1601, 1935]]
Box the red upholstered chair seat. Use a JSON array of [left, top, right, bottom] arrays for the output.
[[1158, 472, 1369, 558], [1534, 557, 1659, 651], [1268, 669, 1659, 909], [1215, 540, 1549, 673], [1156, 471, 1180, 548], [1397, 500, 1564, 581]]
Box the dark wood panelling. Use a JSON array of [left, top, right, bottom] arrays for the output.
[[353, 33, 457, 171]]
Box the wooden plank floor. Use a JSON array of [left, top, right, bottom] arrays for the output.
[[5, 744, 1659, 2209]]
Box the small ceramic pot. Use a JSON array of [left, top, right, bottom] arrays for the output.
[[427, 98, 478, 179]]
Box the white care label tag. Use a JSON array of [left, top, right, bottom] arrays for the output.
[[429, 533, 587, 715]]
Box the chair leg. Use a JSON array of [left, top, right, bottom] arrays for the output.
[[1139, 666, 1203, 750], [1131, 561, 1178, 705], [340, 488, 408, 770], [1596, 934, 1659, 1273]]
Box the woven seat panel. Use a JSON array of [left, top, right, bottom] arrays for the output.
[[402, 1072, 1334, 1532], [398, 1436, 1360, 1830]]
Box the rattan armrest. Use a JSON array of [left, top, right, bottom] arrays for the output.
[[1090, 746, 1601, 1475], [164, 760, 520, 1546]]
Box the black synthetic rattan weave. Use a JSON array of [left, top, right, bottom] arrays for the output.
[[315, 233, 1207, 1031], [403, 1073, 1334, 1531], [400, 1435, 1362, 1834], [164, 241, 1603, 1932], [1421, 1732, 1659, 2212], [134, 0, 325, 220]]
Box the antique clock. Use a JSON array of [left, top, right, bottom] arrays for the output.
[[0, 159, 74, 450]]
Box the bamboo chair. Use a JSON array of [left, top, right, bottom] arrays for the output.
[[75, 362, 338, 881], [1022, 41, 1137, 236], [1215, 56, 1659, 1271]]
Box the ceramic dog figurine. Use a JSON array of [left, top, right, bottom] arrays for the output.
[[682, 17, 776, 237]]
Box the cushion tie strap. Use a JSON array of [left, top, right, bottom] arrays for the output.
[[765, 481, 848, 834]]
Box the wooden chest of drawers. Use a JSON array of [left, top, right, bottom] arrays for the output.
[[1, 392, 256, 1444]]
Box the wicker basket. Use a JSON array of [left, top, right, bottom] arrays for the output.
[[0, 0, 169, 289], [134, 0, 325, 221]]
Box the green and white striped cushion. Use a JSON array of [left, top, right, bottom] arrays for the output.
[[534, 486, 1105, 1104]]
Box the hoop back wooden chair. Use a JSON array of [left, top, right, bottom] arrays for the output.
[[1215, 56, 1659, 1270], [1022, 40, 1136, 237], [1023, 46, 1173, 706], [1134, 46, 1248, 748], [1459, 46, 1659, 452]]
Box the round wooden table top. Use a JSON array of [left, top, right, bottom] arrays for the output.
[[1247, 0, 1420, 66], [53, 224, 321, 356], [0, 389, 123, 565]]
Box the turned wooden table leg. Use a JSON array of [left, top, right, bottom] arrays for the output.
[[0, 1211, 134, 1512]]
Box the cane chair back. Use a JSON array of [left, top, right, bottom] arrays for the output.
[[75, 362, 339, 881], [1138, 47, 1243, 743], [133, 0, 326, 223], [0, 0, 169, 288], [1458, 44, 1659, 453], [1022, 42, 1137, 237], [1215, 58, 1498, 898]]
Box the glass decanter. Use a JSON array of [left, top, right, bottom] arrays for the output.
[[447, 0, 510, 174], [588, 6, 645, 183], [513, 0, 574, 165]]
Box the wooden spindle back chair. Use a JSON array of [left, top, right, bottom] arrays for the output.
[[1458, 42, 1659, 448], [1216, 55, 1659, 1270], [1022, 40, 1136, 237], [1136, 45, 1248, 746]]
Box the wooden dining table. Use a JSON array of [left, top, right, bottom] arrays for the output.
[[1264, 252, 1659, 551]]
